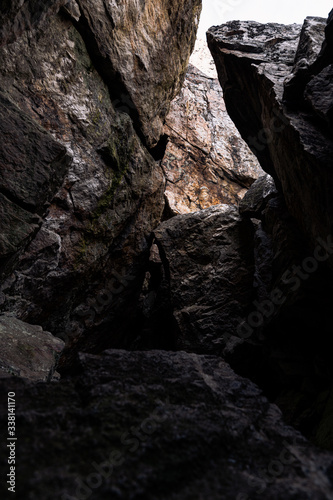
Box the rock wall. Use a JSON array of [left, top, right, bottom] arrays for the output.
[[207, 16, 333, 259], [162, 63, 263, 214], [2, 349, 333, 499], [208, 14, 333, 449], [0, 0, 201, 360]]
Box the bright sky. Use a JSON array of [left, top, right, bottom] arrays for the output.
[[197, 0, 333, 38]]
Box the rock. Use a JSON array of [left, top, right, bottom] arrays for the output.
[[0, 314, 64, 381], [190, 37, 218, 78], [0, 0, 66, 47], [239, 174, 278, 218], [305, 64, 333, 127], [162, 64, 263, 214], [0, 91, 69, 273], [73, 0, 202, 147], [0, 194, 40, 268], [1, 349, 333, 499], [0, 0, 200, 362], [283, 17, 327, 102], [0, 92, 70, 213], [152, 205, 255, 353], [207, 18, 333, 261]]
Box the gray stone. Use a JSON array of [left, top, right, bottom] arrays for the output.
[[239, 174, 278, 218], [0, 314, 64, 381], [153, 205, 255, 353], [0, 349, 333, 499], [208, 19, 333, 261]]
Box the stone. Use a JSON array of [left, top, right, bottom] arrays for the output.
[[73, 0, 202, 147], [0, 0, 66, 47], [207, 19, 333, 261], [239, 174, 278, 218], [1, 349, 333, 499], [305, 64, 333, 128], [283, 17, 327, 102], [0, 0, 199, 361], [0, 194, 40, 266], [162, 64, 263, 214], [0, 91, 70, 213], [0, 314, 64, 381], [152, 205, 255, 353]]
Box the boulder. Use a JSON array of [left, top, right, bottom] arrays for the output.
[[0, 315, 64, 381], [72, 0, 202, 147], [207, 18, 333, 257], [151, 205, 255, 353], [0, 0, 201, 360]]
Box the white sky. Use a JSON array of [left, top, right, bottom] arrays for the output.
[[197, 0, 333, 38]]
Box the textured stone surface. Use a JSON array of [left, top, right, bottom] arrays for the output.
[[189, 37, 218, 78], [283, 17, 327, 102], [73, 0, 202, 147], [0, 194, 40, 266], [207, 16, 333, 449], [162, 64, 263, 214], [305, 64, 333, 127], [0, 0, 66, 46], [0, 314, 64, 381], [239, 174, 278, 218], [152, 205, 255, 353], [0, 0, 201, 359], [0, 92, 69, 212], [1, 349, 333, 499], [208, 18, 333, 255]]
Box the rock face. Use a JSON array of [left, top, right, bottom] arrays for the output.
[[207, 16, 333, 450], [0, 0, 200, 359], [0, 314, 64, 381], [137, 205, 255, 352], [73, 0, 202, 148], [207, 17, 333, 259], [1, 349, 333, 499], [162, 63, 263, 214]]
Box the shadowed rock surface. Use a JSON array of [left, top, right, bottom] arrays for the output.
[[208, 15, 333, 450], [0, 314, 64, 381], [207, 17, 333, 260], [150, 205, 255, 353], [1, 350, 333, 499], [0, 0, 200, 358]]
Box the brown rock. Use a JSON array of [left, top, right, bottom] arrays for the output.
[[73, 0, 202, 147], [0, 0, 200, 360], [162, 64, 263, 214]]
